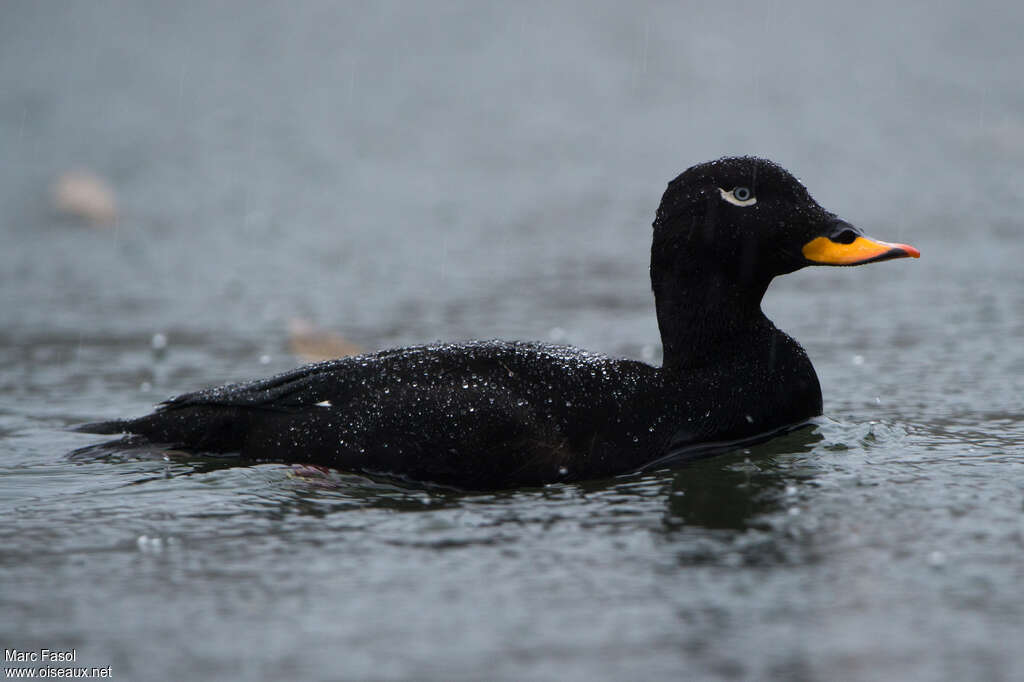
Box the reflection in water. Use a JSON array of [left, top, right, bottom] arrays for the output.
[[68, 435, 474, 515], [661, 426, 822, 530], [69, 424, 823, 529]]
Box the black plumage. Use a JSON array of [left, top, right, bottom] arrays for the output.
[[79, 157, 918, 489]]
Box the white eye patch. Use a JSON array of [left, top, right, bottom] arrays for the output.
[[719, 187, 757, 207]]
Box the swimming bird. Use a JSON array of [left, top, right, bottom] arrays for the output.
[[79, 157, 919, 489]]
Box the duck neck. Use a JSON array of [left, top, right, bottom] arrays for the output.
[[653, 265, 773, 371]]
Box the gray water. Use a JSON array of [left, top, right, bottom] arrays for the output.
[[2, 2, 1023, 680]]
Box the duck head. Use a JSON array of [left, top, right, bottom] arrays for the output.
[[651, 156, 919, 292], [649, 156, 919, 369]]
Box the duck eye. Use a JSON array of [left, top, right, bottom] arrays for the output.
[[718, 186, 757, 207]]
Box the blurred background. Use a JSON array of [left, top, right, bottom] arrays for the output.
[[2, 2, 1022, 681]]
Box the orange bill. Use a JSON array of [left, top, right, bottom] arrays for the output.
[[802, 236, 920, 266]]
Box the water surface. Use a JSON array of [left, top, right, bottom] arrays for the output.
[[2, 2, 1022, 680]]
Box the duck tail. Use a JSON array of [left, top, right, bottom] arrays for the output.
[[74, 419, 132, 435], [75, 407, 253, 453]]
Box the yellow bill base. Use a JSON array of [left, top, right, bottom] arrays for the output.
[[802, 236, 921, 265]]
